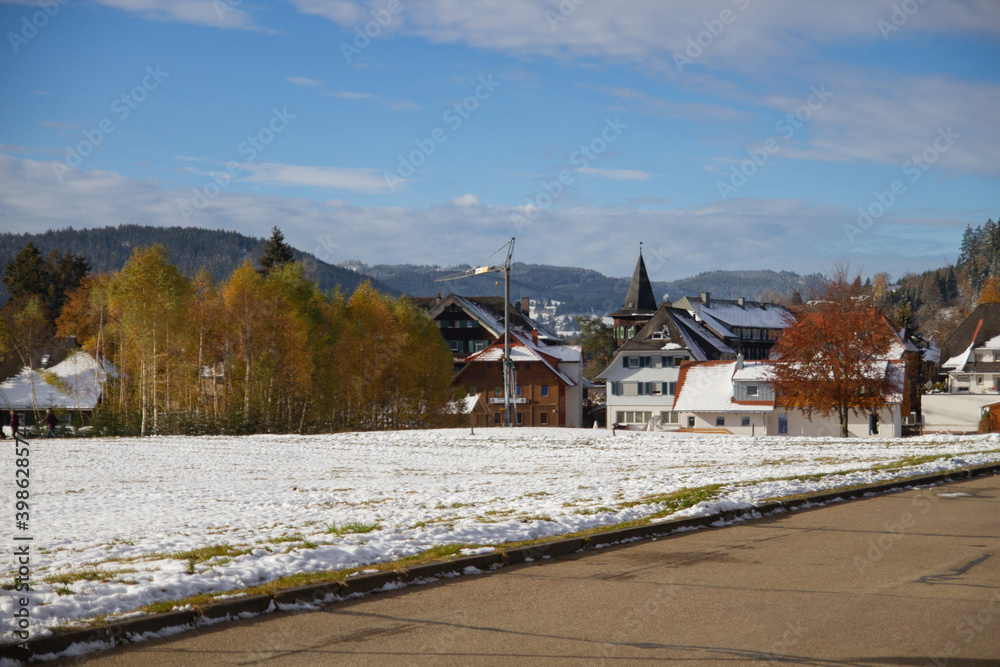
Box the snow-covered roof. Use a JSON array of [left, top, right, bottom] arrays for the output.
[[0, 351, 114, 411], [942, 344, 973, 372], [448, 295, 562, 344], [733, 362, 771, 382], [460, 332, 581, 387], [692, 301, 791, 330], [982, 334, 1000, 349], [672, 361, 772, 413]]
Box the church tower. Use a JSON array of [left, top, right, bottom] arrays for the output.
[[609, 246, 659, 347]]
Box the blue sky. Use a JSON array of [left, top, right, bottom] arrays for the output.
[[1, 0, 998, 283]]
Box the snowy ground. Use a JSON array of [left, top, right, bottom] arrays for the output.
[[3, 428, 1000, 638]]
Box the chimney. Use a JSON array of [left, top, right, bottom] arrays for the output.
[[737, 296, 745, 307], [700, 291, 710, 305], [736, 353, 744, 370], [521, 296, 530, 315], [532, 328, 539, 345]]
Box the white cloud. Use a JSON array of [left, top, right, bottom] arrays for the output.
[[328, 91, 374, 100], [291, 1, 1000, 69], [240, 162, 391, 193], [450, 193, 481, 206], [0, 154, 966, 281], [578, 167, 653, 181], [92, 0, 259, 30]]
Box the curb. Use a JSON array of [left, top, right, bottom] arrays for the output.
[[4, 461, 999, 662]]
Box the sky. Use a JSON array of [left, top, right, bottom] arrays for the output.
[[0, 1, 998, 283]]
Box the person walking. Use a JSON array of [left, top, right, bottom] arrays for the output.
[[45, 409, 58, 438], [10, 409, 19, 438]]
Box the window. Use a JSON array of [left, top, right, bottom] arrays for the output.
[[778, 413, 788, 435], [541, 385, 549, 397], [660, 411, 679, 424], [494, 386, 503, 397], [515, 386, 522, 396], [687, 416, 695, 428], [494, 412, 502, 424], [628, 356, 639, 368], [540, 413, 548, 425], [741, 416, 750, 427], [978, 376, 984, 385], [747, 385, 758, 396], [616, 411, 625, 424], [668, 382, 676, 395], [622, 383, 639, 396], [715, 416, 725, 427], [475, 340, 485, 352], [449, 341, 459, 351], [516, 412, 523, 425]]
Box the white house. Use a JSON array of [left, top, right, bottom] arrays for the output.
[[598, 305, 735, 429], [671, 358, 905, 437], [939, 303, 1000, 394]]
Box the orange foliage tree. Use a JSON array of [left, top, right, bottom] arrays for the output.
[[769, 272, 895, 437]]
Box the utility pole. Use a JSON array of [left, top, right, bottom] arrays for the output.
[[438, 238, 516, 426]]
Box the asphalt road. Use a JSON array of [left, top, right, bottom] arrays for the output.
[[75, 474, 1000, 666]]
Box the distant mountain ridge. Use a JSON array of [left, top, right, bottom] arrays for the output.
[[343, 261, 825, 316], [0, 226, 390, 303], [0, 226, 825, 313]]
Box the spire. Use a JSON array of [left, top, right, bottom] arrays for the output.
[[622, 245, 657, 311]]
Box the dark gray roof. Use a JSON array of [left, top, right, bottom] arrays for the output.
[[939, 303, 1000, 368], [618, 306, 735, 361], [610, 252, 657, 317]]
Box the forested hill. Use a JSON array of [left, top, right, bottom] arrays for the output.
[[343, 261, 826, 315], [0, 226, 390, 303]]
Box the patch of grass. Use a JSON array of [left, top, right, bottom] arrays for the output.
[[573, 507, 615, 515], [43, 567, 138, 586], [523, 491, 551, 498], [325, 521, 380, 536], [266, 534, 304, 544], [617, 484, 724, 515], [166, 543, 253, 574]]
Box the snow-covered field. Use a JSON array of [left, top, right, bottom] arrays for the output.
[[3, 428, 1000, 637]]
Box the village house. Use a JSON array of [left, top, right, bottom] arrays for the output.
[[415, 293, 561, 367], [453, 329, 584, 427], [670, 357, 906, 437], [938, 302, 1000, 394], [671, 292, 793, 360], [598, 305, 736, 429], [0, 349, 114, 433]]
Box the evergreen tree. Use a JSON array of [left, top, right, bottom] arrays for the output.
[[257, 227, 295, 276], [2, 242, 48, 304]]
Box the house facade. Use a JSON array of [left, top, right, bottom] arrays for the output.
[[597, 305, 736, 428], [939, 303, 1000, 394], [453, 331, 583, 427], [419, 293, 561, 366], [671, 358, 905, 438]]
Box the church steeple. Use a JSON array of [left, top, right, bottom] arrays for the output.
[[622, 244, 657, 312]]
